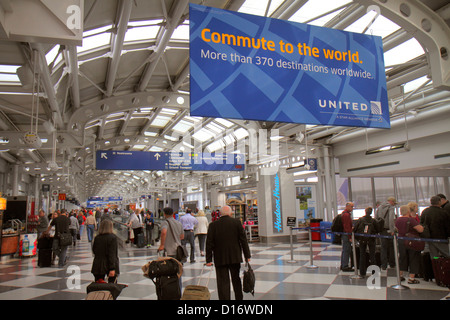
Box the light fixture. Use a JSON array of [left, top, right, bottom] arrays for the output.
[[365, 142, 410, 156]]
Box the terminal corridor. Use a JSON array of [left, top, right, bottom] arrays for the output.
[[0, 233, 448, 300]]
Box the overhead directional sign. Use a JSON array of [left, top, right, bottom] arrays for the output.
[[96, 150, 245, 171]]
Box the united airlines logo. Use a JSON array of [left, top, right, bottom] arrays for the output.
[[370, 101, 382, 115], [318, 99, 383, 115]]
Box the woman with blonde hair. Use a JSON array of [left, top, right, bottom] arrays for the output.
[[91, 219, 120, 283], [195, 210, 209, 257], [407, 202, 420, 223]]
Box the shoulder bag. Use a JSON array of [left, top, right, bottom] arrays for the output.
[[404, 219, 425, 252], [167, 219, 188, 263], [58, 231, 72, 247]]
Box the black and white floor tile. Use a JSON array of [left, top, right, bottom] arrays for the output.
[[0, 233, 448, 300]]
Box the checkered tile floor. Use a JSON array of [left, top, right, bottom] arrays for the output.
[[0, 232, 449, 300]]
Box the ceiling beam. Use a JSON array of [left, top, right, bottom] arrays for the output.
[[105, 0, 133, 97], [136, 0, 189, 92]]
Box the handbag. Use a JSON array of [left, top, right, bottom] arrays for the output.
[[404, 219, 425, 252], [167, 219, 187, 263], [243, 262, 255, 296], [58, 232, 72, 247]]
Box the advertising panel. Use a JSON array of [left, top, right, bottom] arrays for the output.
[[190, 4, 389, 128]]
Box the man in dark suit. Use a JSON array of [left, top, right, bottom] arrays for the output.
[[206, 205, 251, 300]]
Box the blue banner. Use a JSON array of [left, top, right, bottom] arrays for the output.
[[189, 4, 390, 129], [96, 150, 245, 171]]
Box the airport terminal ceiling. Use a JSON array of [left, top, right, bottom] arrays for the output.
[[0, 0, 449, 203]]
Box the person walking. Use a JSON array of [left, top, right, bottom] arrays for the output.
[[180, 209, 198, 263], [206, 205, 251, 300], [127, 210, 143, 246], [195, 210, 209, 257], [85, 211, 97, 243], [91, 219, 120, 283], [46, 209, 70, 268], [69, 211, 80, 246], [158, 207, 184, 259], [144, 210, 154, 247]]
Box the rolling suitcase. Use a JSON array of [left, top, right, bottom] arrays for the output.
[[136, 232, 145, 248], [432, 257, 450, 288], [142, 255, 183, 300], [86, 290, 114, 300], [420, 252, 434, 281], [181, 264, 212, 300], [86, 281, 128, 300], [37, 236, 53, 268], [38, 249, 52, 267]]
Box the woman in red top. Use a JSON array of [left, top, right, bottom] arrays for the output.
[[395, 205, 424, 284]]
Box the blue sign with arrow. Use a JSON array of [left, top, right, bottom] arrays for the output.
[[96, 150, 245, 171]]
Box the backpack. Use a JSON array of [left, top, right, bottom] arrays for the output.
[[331, 214, 343, 232], [354, 217, 376, 241]]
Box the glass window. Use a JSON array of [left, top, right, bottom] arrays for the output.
[[416, 177, 435, 206], [350, 177, 373, 211], [396, 177, 416, 205], [374, 177, 394, 204]]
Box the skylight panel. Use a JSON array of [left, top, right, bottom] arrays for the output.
[[207, 140, 225, 152], [234, 128, 249, 140], [172, 120, 194, 133], [215, 118, 233, 128], [78, 26, 112, 53], [124, 25, 160, 42], [289, 0, 351, 25], [132, 145, 147, 150], [45, 45, 63, 66], [160, 108, 178, 115], [151, 115, 171, 127], [362, 15, 400, 38], [0, 65, 20, 84], [239, 0, 284, 17], [403, 75, 431, 94], [223, 134, 235, 145], [206, 122, 225, 134], [384, 38, 425, 68], [193, 128, 214, 142], [171, 24, 189, 40], [345, 11, 401, 37], [148, 146, 163, 152]]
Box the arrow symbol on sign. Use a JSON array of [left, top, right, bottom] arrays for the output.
[[154, 153, 161, 160], [101, 153, 108, 159]]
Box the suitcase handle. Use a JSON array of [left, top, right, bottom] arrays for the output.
[[197, 263, 214, 287]]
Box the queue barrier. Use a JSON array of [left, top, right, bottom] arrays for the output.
[[288, 226, 450, 290]]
